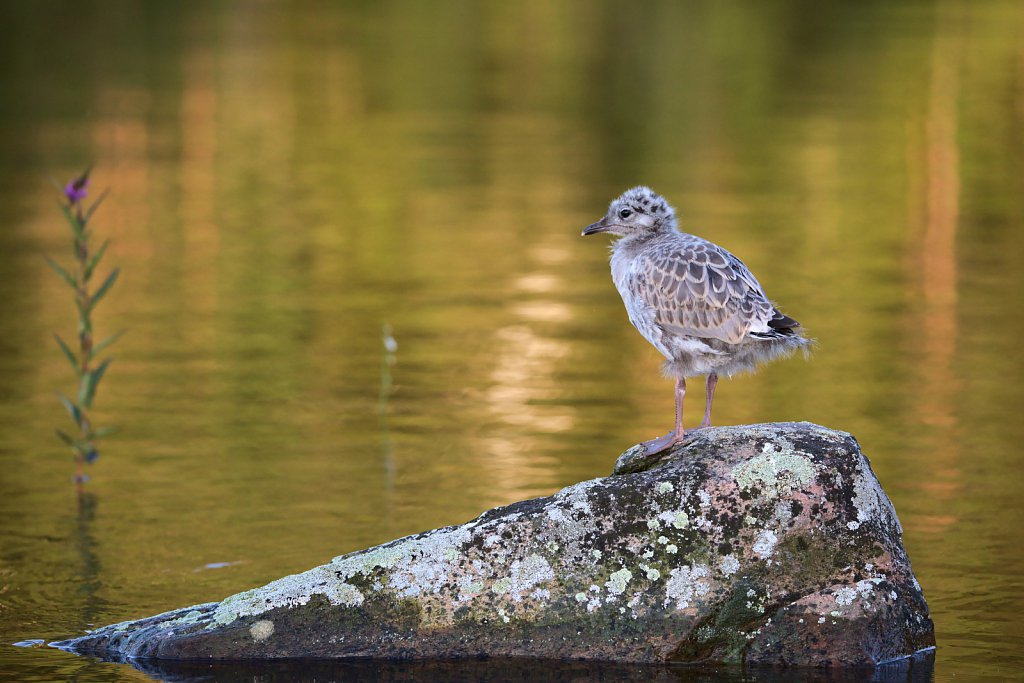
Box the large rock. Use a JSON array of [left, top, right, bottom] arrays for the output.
[[55, 423, 934, 667]]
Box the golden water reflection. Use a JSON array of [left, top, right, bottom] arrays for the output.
[[1, 1, 1023, 680]]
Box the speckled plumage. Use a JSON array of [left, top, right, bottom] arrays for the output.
[[583, 186, 810, 453]]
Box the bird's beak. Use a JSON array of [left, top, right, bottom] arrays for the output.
[[581, 218, 610, 236]]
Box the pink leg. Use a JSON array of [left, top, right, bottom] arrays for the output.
[[640, 377, 687, 455], [697, 372, 718, 429]]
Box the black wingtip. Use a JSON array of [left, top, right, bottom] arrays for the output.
[[768, 310, 800, 331]]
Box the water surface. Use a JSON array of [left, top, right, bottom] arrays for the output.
[[1, 1, 1022, 680]]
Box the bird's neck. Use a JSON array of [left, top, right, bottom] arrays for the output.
[[616, 227, 676, 248], [611, 232, 660, 265]]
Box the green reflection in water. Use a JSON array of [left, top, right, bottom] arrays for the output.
[[0, 0, 1023, 680]]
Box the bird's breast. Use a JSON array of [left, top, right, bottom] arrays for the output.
[[607, 252, 670, 359]]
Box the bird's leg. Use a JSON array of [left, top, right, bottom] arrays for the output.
[[640, 377, 687, 455], [674, 375, 686, 436], [697, 372, 718, 430]]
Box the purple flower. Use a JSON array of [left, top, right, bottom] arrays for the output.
[[64, 173, 90, 204]]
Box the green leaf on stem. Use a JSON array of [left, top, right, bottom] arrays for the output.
[[53, 333, 81, 374], [83, 239, 109, 283], [90, 330, 124, 359], [77, 372, 92, 407], [74, 298, 93, 334], [57, 394, 83, 428], [92, 356, 112, 385], [44, 256, 77, 290], [78, 357, 112, 408], [55, 429, 76, 446], [91, 267, 120, 308], [83, 188, 110, 226], [58, 202, 85, 240]]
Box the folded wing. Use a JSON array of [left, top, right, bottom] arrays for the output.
[[630, 240, 794, 345]]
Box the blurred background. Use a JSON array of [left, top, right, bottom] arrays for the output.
[[1, 1, 1022, 680]]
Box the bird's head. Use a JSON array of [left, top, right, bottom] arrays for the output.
[[581, 186, 677, 238]]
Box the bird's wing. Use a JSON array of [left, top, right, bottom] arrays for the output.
[[630, 239, 779, 345]]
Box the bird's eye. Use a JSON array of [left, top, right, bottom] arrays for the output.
[[618, 208, 633, 219]]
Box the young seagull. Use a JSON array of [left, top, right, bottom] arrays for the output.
[[582, 186, 810, 455]]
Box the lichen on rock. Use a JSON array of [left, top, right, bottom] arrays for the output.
[[732, 441, 818, 500], [54, 422, 934, 668]]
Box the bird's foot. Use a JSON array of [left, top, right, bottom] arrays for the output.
[[614, 429, 698, 475], [639, 430, 687, 456]]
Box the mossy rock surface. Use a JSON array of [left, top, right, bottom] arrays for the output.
[[54, 422, 934, 667]]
